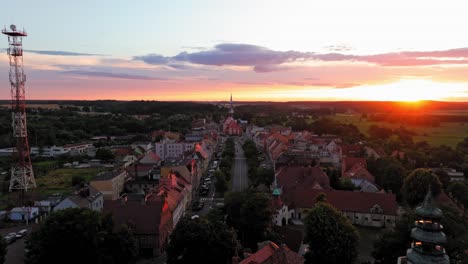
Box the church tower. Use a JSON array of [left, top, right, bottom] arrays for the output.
[[228, 93, 234, 117], [398, 188, 450, 264]]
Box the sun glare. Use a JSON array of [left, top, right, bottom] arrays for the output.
[[265, 79, 465, 102]]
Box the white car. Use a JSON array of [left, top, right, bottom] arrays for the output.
[[4, 233, 16, 244], [16, 229, 27, 238]]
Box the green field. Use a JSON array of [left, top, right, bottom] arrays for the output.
[[332, 114, 468, 147], [35, 167, 105, 195]]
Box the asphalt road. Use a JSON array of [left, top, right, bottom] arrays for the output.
[[0, 224, 35, 264], [231, 138, 248, 192]]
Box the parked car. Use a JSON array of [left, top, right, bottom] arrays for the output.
[[15, 229, 27, 238], [191, 202, 204, 211], [4, 233, 17, 244]]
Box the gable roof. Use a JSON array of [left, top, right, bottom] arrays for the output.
[[240, 242, 304, 264], [111, 147, 134, 157], [104, 198, 167, 234], [341, 144, 363, 157], [139, 151, 161, 164], [283, 189, 398, 215], [276, 166, 330, 191], [275, 226, 304, 253], [343, 164, 375, 183], [342, 157, 367, 173]]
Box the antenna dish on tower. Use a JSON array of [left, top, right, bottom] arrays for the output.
[[10, 24, 16, 31]]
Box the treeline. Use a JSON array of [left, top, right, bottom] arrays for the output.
[[0, 101, 228, 148], [367, 113, 468, 126], [242, 140, 274, 187], [215, 138, 235, 192]]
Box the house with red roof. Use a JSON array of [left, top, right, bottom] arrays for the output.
[[236, 241, 304, 264], [341, 156, 367, 177], [340, 144, 364, 158], [139, 150, 161, 165], [104, 193, 173, 257], [275, 166, 330, 193], [282, 189, 398, 227], [152, 170, 192, 228], [343, 163, 376, 184]]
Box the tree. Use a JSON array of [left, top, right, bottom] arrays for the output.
[[379, 164, 405, 196], [95, 148, 115, 162], [372, 212, 415, 264], [254, 168, 274, 187], [402, 168, 442, 207], [433, 169, 450, 190], [225, 190, 274, 250], [0, 234, 6, 264], [447, 182, 468, 209], [215, 170, 228, 193], [167, 216, 240, 264], [25, 208, 137, 264], [71, 175, 85, 187], [304, 202, 359, 264]]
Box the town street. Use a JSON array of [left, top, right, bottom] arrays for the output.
[[231, 138, 248, 192], [0, 224, 35, 264]]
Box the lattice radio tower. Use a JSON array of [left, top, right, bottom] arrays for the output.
[[2, 24, 36, 192]]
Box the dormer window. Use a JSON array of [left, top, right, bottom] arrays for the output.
[[370, 204, 383, 214]]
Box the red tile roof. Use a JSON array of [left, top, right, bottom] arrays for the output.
[[272, 196, 285, 210], [276, 166, 330, 191], [275, 227, 304, 253], [343, 164, 375, 183], [104, 197, 172, 234], [283, 189, 398, 215], [240, 242, 304, 264], [342, 156, 367, 176], [111, 147, 133, 157], [341, 144, 363, 157]]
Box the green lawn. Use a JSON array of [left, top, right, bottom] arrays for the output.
[[35, 167, 105, 195], [332, 114, 468, 147]]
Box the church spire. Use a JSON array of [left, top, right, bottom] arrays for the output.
[[229, 93, 234, 117]]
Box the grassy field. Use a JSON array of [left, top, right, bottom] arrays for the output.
[[35, 167, 105, 195], [332, 114, 468, 147]]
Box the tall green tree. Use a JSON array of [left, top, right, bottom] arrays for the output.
[[447, 182, 468, 209], [95, 148, 115, 162], [225, 190, 274, 250], [402, 168, 442, 207], [372, 212, 415, 264], [379, 163, 406, 196], [304, 202, 359, 264], [25, 208, 137, 264], [167, 216, 240, 264]]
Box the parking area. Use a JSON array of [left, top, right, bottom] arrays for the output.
[[0, 224, 35, 264]]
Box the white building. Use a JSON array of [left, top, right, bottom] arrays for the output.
[[154, 138, 194, 160]]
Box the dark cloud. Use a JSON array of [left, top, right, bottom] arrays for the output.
[[62, 70, 165, 80], [173, 44, 312, 66], [253, 64, 296, 73], [134, 44, 468, 71], [26, 50, 102, 56], [133, 54, 170, 64]]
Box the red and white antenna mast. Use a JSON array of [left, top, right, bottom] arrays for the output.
[[2, 24, 36, 192]]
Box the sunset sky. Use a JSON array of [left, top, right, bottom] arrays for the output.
[[2, 0, 468, 101]]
